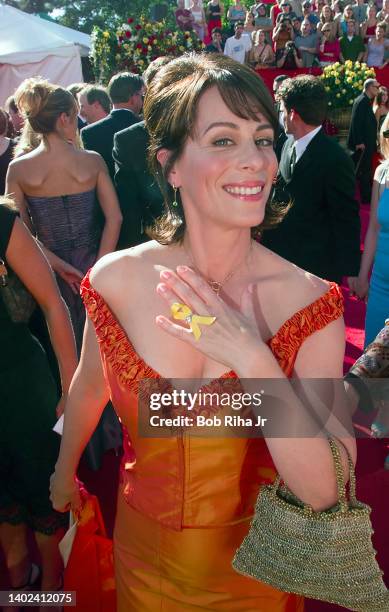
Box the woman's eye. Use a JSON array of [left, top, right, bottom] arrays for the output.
[[213, 138, 234, 146], [256, 138, 274, 147]]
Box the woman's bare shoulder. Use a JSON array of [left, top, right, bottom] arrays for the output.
[[89, 240, 169, 299], [255, 246, 334, 331]]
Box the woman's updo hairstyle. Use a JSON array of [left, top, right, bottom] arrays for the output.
[[14, 78, 77, 135], [144, 53, 284, 245]]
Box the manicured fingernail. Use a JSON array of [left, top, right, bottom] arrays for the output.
[[177, 265, 190, 274], [161, 270, 172, 280], [157, 283, 168, 293]]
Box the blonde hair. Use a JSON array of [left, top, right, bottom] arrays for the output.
[[13, 121, 41, 158], [14, 77, 77, 135]]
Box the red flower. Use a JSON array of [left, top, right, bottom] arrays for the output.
[[135, 24, 142, 30], [136, 43, 142, 49], [118, 35, 123, 42], [125, 30, 131, 38], [141, 47, 148, 54], [184, 33, 189, 39], [127, 17, 134, 23]]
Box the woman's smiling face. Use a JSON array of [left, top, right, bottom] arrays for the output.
[[167, 87, 277, 232]]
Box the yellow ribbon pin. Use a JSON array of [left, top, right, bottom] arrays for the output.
[[170, 302, 216, 341]]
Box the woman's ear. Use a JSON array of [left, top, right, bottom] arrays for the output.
[[156, 148, 180, 187]]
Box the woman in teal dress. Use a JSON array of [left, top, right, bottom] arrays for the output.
[[350, 114, 389, 346]]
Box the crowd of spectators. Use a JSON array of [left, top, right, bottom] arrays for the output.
[[173, 0, 389, 67]]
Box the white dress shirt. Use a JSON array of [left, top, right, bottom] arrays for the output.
[[293, 125, 322, 163]]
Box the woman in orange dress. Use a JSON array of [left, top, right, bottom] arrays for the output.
[[50, 53, 355, 611]]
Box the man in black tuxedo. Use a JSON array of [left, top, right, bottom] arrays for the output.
[[262, 75, 360, 284], [81, 72, 144, 178], [347, 78, 379, 205], [112, 58, 170, 249]]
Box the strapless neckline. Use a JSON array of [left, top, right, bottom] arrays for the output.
[[25, 188, 95, 200]]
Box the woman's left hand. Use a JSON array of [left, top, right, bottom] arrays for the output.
[[56, 393, 68, 417], [155, 265, 264, 369]]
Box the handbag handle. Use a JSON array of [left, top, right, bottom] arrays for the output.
[[272, 437, 357, 512], [0, 258, 9, 287]]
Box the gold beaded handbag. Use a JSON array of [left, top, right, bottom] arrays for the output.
[[232, 438, 389, 611]]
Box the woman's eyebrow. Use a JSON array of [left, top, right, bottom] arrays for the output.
[[202, 121, 273, 136]]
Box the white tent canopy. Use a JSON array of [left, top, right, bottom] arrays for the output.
[[33, 14, 91, 57], [0, 4, 84, 107]]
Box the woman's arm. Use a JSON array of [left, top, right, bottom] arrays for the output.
[[6, 218, 78, 414], [354, 171, 381, 297], [50, 315, 110, 510], [94, 155, 123, 259]]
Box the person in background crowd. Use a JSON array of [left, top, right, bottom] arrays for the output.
[[66, 83, 87, 131], [292, 16, 303, 38], [252, 3, 273, 41], [4, 96, 24, 137], [6, 78, 123, 471], [337, 3, 359, 34], [223, 21, 252, 63], [332, 0, 344, 21], [205, 26, 225, 51], [301, 0, 320, 30], [50, 52, 354, 612], [339, 19, 365, 61], [244, 9, 257, 36], [175, 0, 195, 30], [0, 110, 14, 195], [352, 0, 368, 27], [349, 115, 389, 346], [190, 0, 207, 41], [248, 28, 275, 66], [270, 0, 283, 25], [294, 19, 318, 66], [365, 22, 389, 67], [262, 75, 361, 284], [113, 57, 169, 250], [275, 1, 297, 24], [347, 78, 379, 205], [6, 77, 122, 353], [276, 39, 304, 67], [81, 72, 144, 178], [317, 5, 340, 40], [273, 74, 290, 159], [77, 85, 111, 125], [206, 0, 224, 39], [0, 196, 77, 604], [318, 23, 341, 64], [377, 0, 389, 23], [226, 0, 247, 33], [373, 86, 389, 131], [360, 4, 379, 43], [273, 14, 295, 61]]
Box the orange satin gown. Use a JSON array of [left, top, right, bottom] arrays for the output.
[[81, 271, 344, 612]]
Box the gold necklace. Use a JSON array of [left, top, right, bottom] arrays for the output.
[[185, 243, 253, 297]]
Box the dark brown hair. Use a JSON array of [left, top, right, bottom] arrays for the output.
[[144, 53, 285, 245], [14, 78, 77, 135], [277, 74, 328, 126], [0, 108, 8, 137]]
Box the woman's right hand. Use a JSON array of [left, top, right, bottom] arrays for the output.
[[354, 275, 369, 300], [50, 471, 83, 514], [55, 260, 84, 294]]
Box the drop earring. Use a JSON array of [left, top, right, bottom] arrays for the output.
[[172, 184, 178, 207]]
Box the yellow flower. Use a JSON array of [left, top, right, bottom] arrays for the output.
[[349, 99, 353, 104], [188, 38, 192, 43], [115, 54, 121, 60], [139, 59, 144, 65], [342, 89, 346, 93], [179, 45, 185, 51], [103, 31, 110, 38], [346, 77, 353, 83], [335, 79, 340, 85], [325, 86, 330, 92], [148, 45, 152, 51], [143, 37, 149, 44], [153, 39, 158, 45], [336, 93, 340, 98]]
